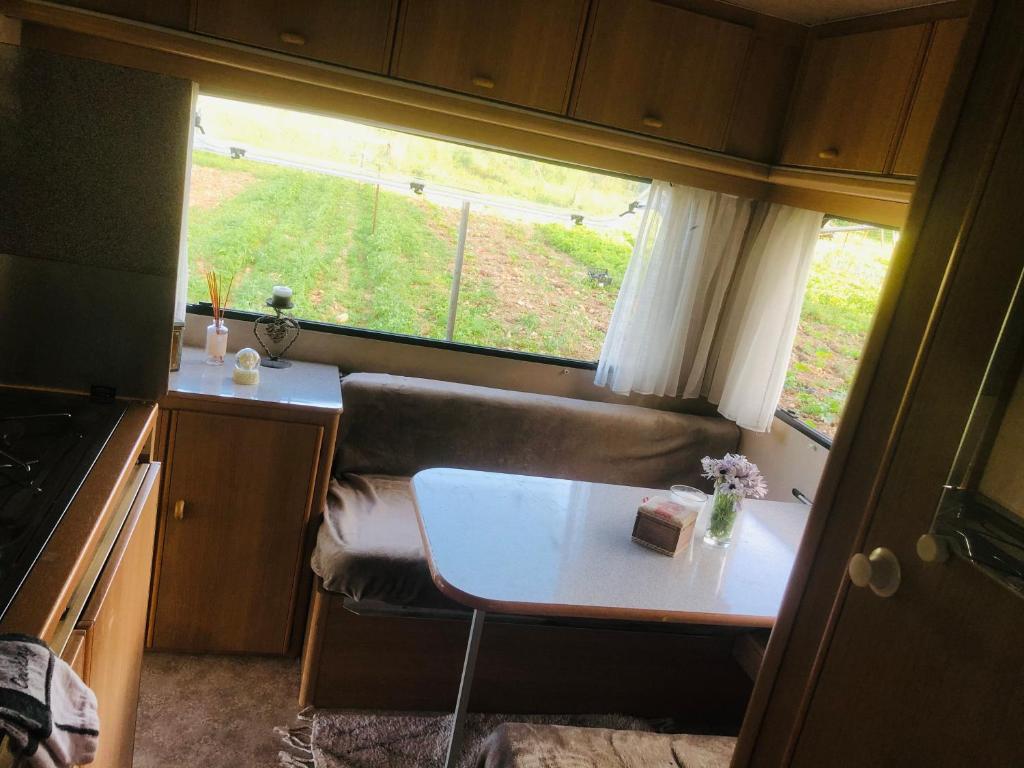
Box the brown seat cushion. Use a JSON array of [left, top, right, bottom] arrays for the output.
[[311, 473, 464, 610], [475, 723, 736, 767], [335, 373, 739, 489]]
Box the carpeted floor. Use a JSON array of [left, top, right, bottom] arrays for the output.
[[133, 652, 302, 768]]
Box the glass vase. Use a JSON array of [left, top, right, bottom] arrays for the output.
[[205, 321, 228, 366], [704, 485, 742, 547]]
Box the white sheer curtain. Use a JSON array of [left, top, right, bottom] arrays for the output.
[[595, 182, 753, 396], [705, 203, 824, 431]]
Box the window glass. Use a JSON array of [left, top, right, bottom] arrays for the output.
[[187, 95, 647, 360], [781, 220, 898, 439]]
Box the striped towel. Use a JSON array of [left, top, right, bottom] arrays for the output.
[[0, 634, 98, 767]]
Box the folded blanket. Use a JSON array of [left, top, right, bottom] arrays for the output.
[[476, 723, 736, 768], [0, 634, 99, 768]]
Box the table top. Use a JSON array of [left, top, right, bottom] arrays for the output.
[[170, 347, 342, 411], [412, 468, 809, 627]]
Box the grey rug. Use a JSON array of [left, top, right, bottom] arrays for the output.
[[277, 709, 653, 768]]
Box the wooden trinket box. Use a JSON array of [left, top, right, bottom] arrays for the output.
[[631, 496, 698, 556]]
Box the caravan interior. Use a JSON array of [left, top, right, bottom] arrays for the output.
[[0, 1, 1022, 766]]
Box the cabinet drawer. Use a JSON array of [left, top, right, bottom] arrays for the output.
[[150, 411, 323, 654], [195, 0, 397, 73], [779, 24, 929, 173], [393, 0, 587, 113], [573, 0, 752, 150]]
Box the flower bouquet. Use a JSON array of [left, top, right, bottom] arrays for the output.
[[700, 453, 767, 547]]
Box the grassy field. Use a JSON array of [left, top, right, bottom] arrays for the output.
[[188, 150, 892, 439], [781, 226, 895, 438], [187, 151, 631, 360]]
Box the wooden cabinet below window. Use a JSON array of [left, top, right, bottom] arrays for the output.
[[393, 0, 588, 113], [779, 24, 930, 173], [195, 0, 398, 74], [572, 0, 753, 151], [149, 410, 323, 655]]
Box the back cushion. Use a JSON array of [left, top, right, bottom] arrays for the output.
[[336, 373, 739, 490]]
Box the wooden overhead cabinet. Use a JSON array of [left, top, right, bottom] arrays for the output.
[[892, 17, 969, 177], [572, 0, 753, 151], [49, 0, 190, 30], [392, 0, 588, 113], [195, 0, 398, 74], [779, 24, 930, 173]]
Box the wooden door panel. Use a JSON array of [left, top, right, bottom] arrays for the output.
[[195, 0, 397, 73], [573, 0, 752, 150], [893, 17, 969, 176], [790, 42, 1024, 767], [78, 464, 160, 768], [152, 411, 322, 654], [393, 0, 587, 113], [779, 24, 929, 172]]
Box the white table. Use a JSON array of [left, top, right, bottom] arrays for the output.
[[411, 468, 809, 767]]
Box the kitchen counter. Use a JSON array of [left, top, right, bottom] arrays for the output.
[[169, 347, 342, 412], [0, 401, 157, 643]]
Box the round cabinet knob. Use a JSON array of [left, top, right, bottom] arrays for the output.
[[848, 547, 901, 597], [916, 533, 950, 563]]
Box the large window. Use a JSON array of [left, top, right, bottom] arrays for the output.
[[780, 220, 898, 440], [187, 95, 648, 362]]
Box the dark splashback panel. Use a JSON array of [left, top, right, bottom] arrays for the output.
[[0, 43, 192, 399]]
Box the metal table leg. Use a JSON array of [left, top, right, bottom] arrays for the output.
[[445, 608, 485, 768]]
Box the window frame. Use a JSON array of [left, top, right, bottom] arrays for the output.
[[187, 303, 601, 370]]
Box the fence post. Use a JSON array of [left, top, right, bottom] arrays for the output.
[[446, 201, 471, 341]]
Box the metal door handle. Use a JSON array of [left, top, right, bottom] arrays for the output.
[[848, 547, 901, 597]]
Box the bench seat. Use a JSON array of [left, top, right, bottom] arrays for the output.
[[476, 723, 735, 767], [311, 373, 741, 611]]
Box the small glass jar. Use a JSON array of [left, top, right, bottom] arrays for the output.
[[205, 321, 229, 366], [704, 485, 742, 547]]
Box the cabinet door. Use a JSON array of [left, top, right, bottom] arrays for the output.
[[393, 0, 587, 113], [779, 24, 929, 173], [892, 17, 969, 176], [77, 464, 160, 768], [50, 0, 190, 30], [195, 0, 397, 73], [572, 0, 752, 150], [151, 411, 322, 654]]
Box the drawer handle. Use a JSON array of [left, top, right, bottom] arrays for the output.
[[173, 499, 185, 520], [279, 31, 306, 46], [641, 115, 664, 129], [471, 76, 495, 89], [818, 147, 840, 160]]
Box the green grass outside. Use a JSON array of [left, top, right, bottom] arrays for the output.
[[188, 151, 629, 359]]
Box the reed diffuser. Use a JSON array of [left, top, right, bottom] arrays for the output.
[[204, 270, 235, 366]]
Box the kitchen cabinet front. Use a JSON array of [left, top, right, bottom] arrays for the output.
[[149, 410, 322, 655]]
